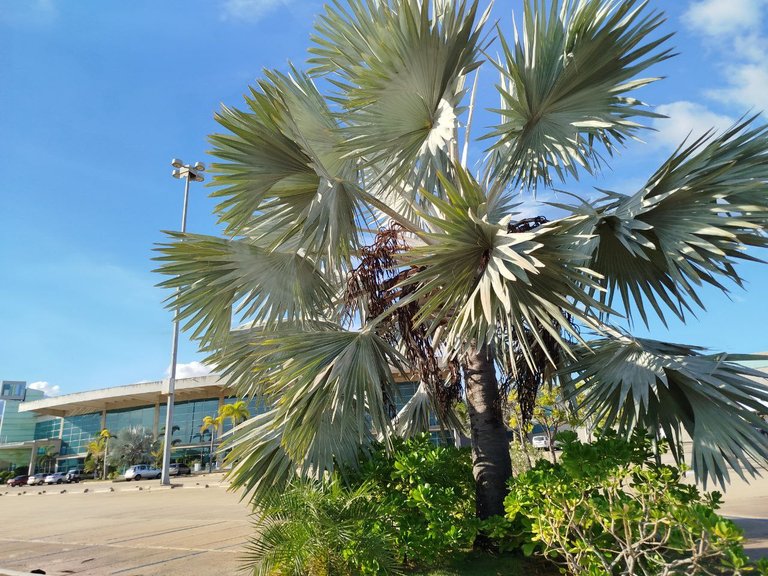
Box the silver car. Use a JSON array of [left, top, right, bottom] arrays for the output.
[[27, 473, 47, 486], [124, 464, 161, 481], [43, 472, 68, 485]]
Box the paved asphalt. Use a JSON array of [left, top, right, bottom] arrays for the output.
[[0, 473, 252, 576], [2, 467, 768, 575]]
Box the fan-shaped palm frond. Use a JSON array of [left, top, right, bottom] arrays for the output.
[[565, 336, 768, 487], [558, 117, 768, 326], [154, 233, 335, 345], [311, 0, 487, 188], [210, 69, 367, 266], [401, 165, 607, 365], [486, 0, 673, 188], [224, 325, 407, 500]]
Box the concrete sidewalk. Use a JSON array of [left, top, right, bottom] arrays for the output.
[[718, 473, 768, 559]]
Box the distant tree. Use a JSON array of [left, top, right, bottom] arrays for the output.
[[200, 415, 225, 472], [38, 445, 59, 473], [109, 426, 155, 469], [221, 400, 251, 428]]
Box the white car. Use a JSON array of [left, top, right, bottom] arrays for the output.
[[124, 464, 161, 481], [27, 473, 47, 486], [44, 472, 68, 485], [531, 435, 550, 449]]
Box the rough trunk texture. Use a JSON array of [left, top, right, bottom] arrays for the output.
[[465, 341, 512, 522]]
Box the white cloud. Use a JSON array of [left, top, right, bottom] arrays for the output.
[[651, 101, 735, 149], [706, 63, 768, 111], [683, 1, 768, 113], [27, 381, 61, 397], [166, 361, 213, 379], [684, 0, 766, 36], [221, 0, 290, 22]]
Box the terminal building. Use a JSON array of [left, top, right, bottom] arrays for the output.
[[0, 376, 425, 475], [0, 375, 266, 474]]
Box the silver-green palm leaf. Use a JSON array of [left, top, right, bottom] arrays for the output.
[[154, 234, 335, 345], [566, 336, 768, 487], [311, 0, 486, 188], [487, 0, 672, 188], [210, 69, 366, 267], [557, 118, 768, 326], [402, 165, 607, 364]]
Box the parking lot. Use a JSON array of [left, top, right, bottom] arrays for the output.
[[0, 474, 252, 576], [3, 468, 768, 575]]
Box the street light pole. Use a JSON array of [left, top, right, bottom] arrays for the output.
[[160, 158, 205, 486]]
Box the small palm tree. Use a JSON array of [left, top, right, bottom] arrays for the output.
[[38, 445, 59, 473], [156, 0, 768, 522], [221, 400, 251, 428], [200, 415, 225, 472]]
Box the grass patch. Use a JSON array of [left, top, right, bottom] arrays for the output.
[[408, 550, 556, 576]]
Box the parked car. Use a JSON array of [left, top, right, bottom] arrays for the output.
[[168, 463, 191, 476], [65, 468, 84, 483], [6, 474, 29, 487], [124, 464, 161, 481], [27, 473, 47, 486], [532, 434, 562, 450], [44, 472, 68, 485], [531, 435, 550, 449]]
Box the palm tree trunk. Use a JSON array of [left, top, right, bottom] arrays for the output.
[[465, 340, 512, 524]]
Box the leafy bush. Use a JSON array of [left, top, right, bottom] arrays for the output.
[[357, 435, 481, 567], [245, 479, 401, 576], [505, 431, 767, 575], [244, 435, 486, 575]]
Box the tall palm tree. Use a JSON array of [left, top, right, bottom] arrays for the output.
[[200, 414, 225, 472], [155, 0, 768, 520]]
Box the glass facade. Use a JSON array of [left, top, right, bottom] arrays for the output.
[[220, 396, 267, 433], [60, 413, 101, 456], [34, 418, 59, 440], [105, 405, 156, 435], [159, 398, 221, 445]]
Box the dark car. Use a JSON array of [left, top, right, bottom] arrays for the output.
[[168, 463, 191, 476], [6, 475, 29, 487]]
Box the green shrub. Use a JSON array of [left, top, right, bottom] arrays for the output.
[[245, 479, 401, 576], [505, 431, 766, 575], [356, 435, 480, 568], [244, 435, 488, 575]]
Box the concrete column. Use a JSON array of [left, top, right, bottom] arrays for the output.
[[153, 400, 160, 438], [101, 409, 107, 431], [58, 416, 64, 438], [28, 441, 37, 475]]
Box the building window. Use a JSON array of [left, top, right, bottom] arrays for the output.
[[35, 419, 60, 440], [60, 413, 101, 456]]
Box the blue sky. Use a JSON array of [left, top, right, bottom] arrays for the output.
[[1, 0, 767, 396]]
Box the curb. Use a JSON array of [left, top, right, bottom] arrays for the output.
[[0, 568, 45, 576]]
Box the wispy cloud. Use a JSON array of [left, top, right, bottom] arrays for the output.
[[684, 0, 768, 112], [28, 381, 61, 397], [221, 0, 291, 22], [166, 361, 213, 379], [651, 101, 736, 149]]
